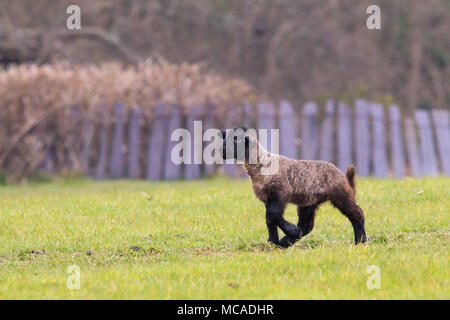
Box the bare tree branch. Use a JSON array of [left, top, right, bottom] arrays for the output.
[[38, 27, 142, 64]]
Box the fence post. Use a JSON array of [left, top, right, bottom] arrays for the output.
[[319, 99, 335, 163], [65, 106, 81, 173], [355, 99, 370, 177], [370, 103, 389, 178], [404, 118, 422, 177], [163, 107, 182, 180], [81, 117, 94, 177], [223, 105, 238, 177], [279, 100, 298, 159], [185, 105, 203, 180], [147, 104, 168, 180], [109, 103, 125, 179], [389, 105, 406, 178], [127, 107, 141, 179], [301, 102, 319, 160], [95, 107, 109, 180], [203, 103, 216, 176], [431, 109, 450, 175], [415, 110, 439, 176], [258, 101, 276, 154], [43, 145, 55, 175], [337, 102, 352, 172], [242, 102, 252, 128]]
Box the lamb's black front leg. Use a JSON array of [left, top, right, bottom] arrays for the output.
[[266, 217, 279, 245], [265, 201, 283, 245], [266, 200, 301, 248]]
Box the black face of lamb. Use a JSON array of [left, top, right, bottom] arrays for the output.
[[220, 127, 250, 162]]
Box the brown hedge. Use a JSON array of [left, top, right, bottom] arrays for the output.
[[0, 59, 254, 179]]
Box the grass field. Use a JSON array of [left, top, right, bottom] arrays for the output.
[[0, 177, 448, 299]]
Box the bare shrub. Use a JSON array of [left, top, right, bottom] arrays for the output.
[[0, 59, 253, 179]]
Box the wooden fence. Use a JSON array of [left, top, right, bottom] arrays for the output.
[[70, 99, 450, 180]]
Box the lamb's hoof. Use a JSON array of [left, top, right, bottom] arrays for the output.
[[279, 236, 296, 248], [355, 235, 367, 245]]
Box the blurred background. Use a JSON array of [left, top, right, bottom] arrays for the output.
[[0, 0, 449, 180], [1, 0, 449, 110]]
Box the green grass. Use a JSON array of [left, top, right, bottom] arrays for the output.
[[0, 177, 448, 299]]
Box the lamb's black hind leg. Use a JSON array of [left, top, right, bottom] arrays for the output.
[[331, 193, 367, 245], [347, 205, 367, 244], [297, 205, 318, 237]]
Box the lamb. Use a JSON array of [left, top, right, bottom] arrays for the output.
[[219, 127, 367, 248]]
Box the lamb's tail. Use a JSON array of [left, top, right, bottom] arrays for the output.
[[345, 165, 356, 192]]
